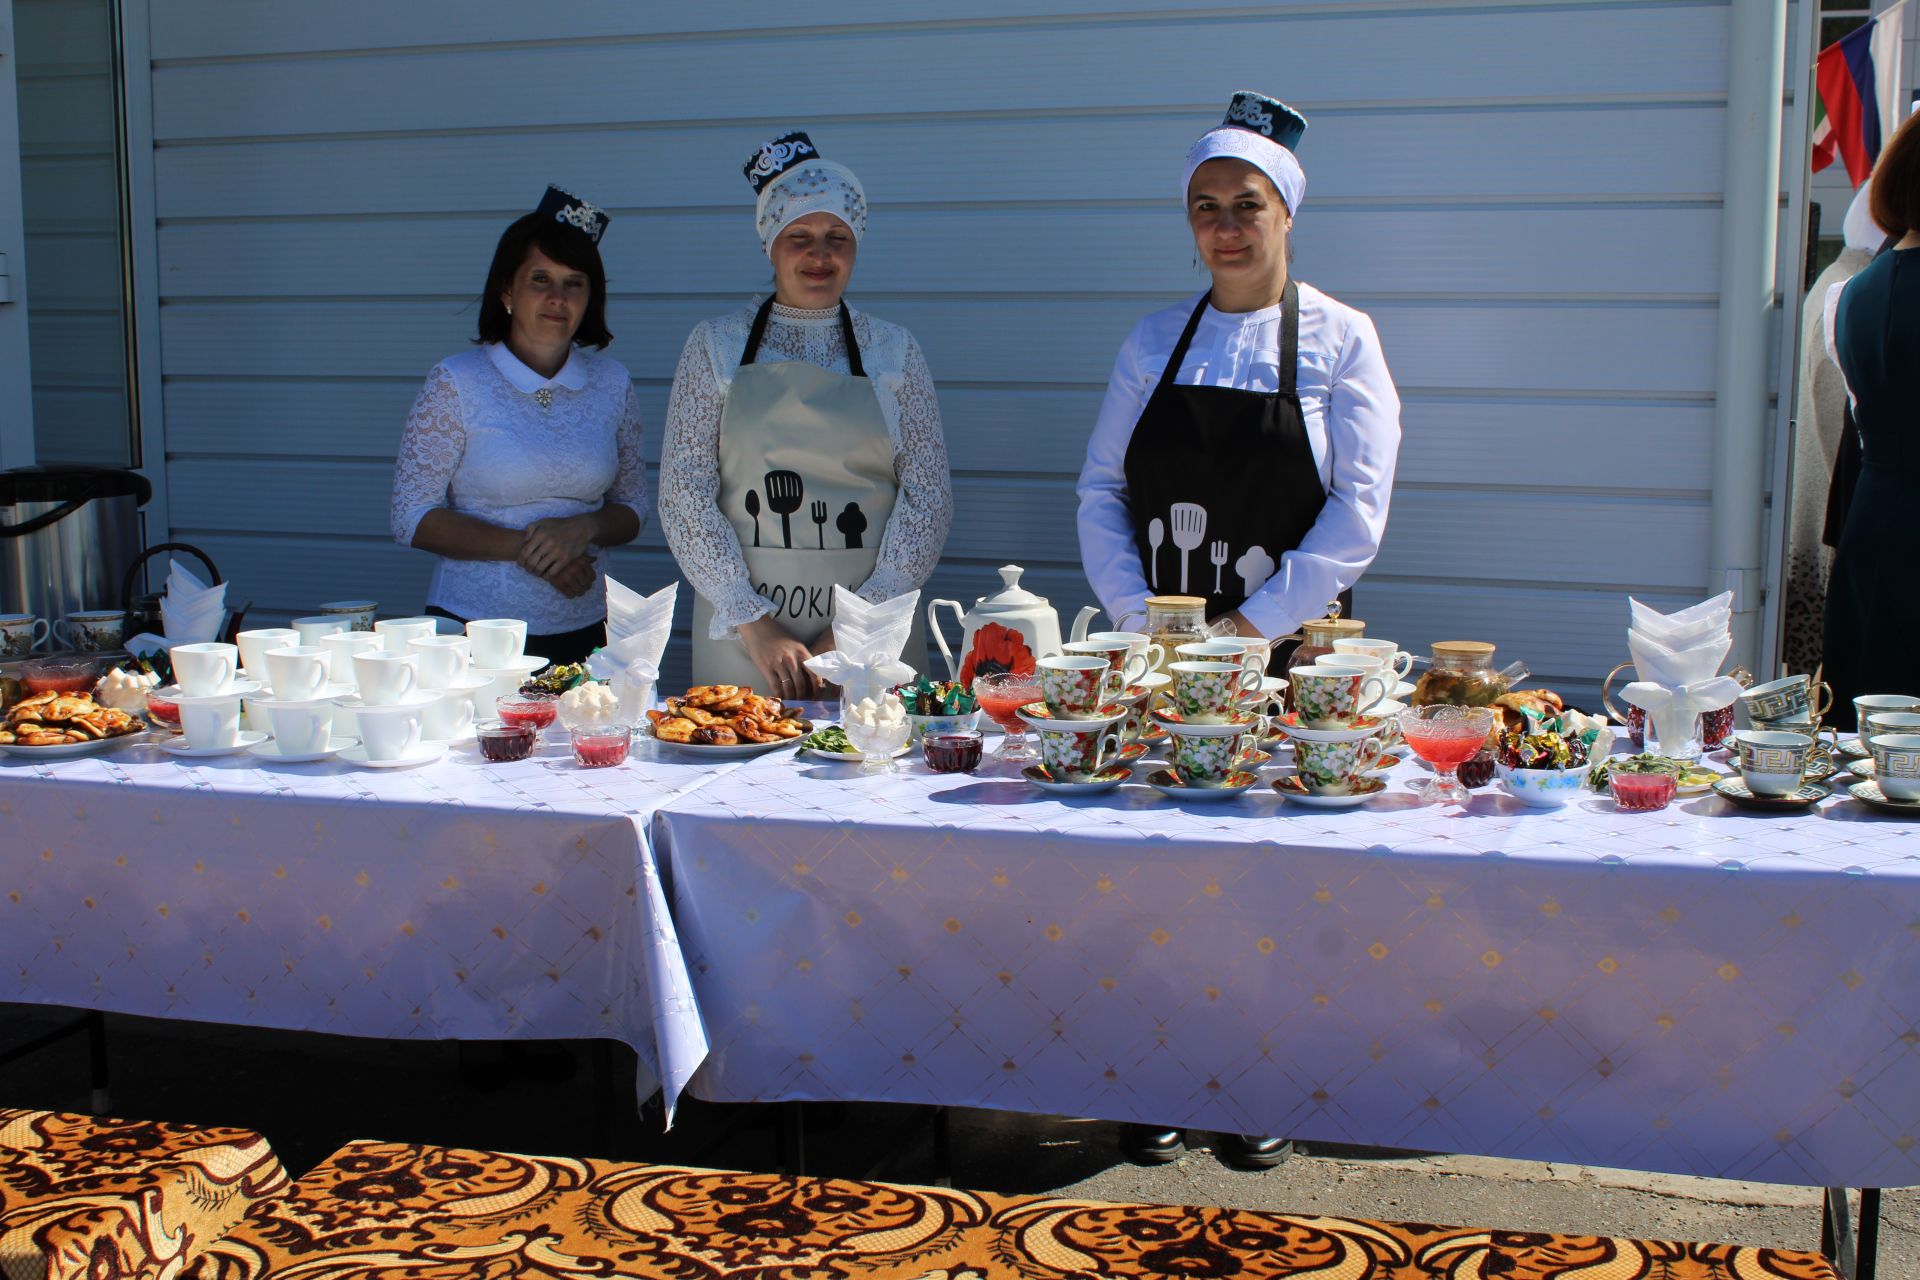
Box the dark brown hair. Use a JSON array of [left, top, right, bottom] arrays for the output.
[[475, 212, 613, 349], [1870, 110, 1920, 240]]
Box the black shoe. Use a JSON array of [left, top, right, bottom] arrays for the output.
[[1219, 1134, 1293, 1170], [1120, 1124, 1184, 1165]]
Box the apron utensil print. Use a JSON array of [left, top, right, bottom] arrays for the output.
[[691, 297, 927, 686]]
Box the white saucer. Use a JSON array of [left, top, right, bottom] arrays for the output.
[[430, 673, 494, 693], [331, 689, 441, 711], [252, 682, 354, 707], [249, 735, 358, 763], [159, 731, 271, 758], [338, 741, 447, 769], [172, 680, 266, 702], [487, 655, 549, 676]]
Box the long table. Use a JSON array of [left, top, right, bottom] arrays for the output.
[[648, 750, 1920, 1188], [0, 737, 716, 1107], [8, 729, 1919, 1189]]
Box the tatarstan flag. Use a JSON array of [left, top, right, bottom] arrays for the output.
[[1811, 5, 1908, 186]]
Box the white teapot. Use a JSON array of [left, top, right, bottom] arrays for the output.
[[927, 566, 1099, 683]]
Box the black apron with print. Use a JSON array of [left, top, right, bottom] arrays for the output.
[[1122, 283, 1333, 630]]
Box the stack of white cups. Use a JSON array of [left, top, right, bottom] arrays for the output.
[[169, 641, 249, 750], [466, 619, 537, 707], [407, 632, 484, 745]]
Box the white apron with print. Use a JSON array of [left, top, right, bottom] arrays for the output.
[[691, 302, 928, 688]]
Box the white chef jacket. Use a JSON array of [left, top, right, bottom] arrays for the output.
[[1075, 283, 1401, 638]]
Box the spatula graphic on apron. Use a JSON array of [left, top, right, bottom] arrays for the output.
[[764, 470, 804, 548]]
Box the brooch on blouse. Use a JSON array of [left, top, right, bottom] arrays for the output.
[[533, 388, 554, 410]]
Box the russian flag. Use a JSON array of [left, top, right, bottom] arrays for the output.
[[1811, 5, 1908, 186]]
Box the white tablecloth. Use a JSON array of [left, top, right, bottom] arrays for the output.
[[0, 736, 720, 1108], [650, 752, 1920, 1187]]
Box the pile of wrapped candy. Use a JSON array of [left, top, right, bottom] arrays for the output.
[[1494, 709, 1612, 770], [893, 676, 978, 717]]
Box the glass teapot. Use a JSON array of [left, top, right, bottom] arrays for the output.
[[1409, 641, 1530, 708], [1277, 601, 1367, 673], [1111, 595, 1235, 666]]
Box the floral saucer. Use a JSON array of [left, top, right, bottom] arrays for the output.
[[1118, 673, 1172, 703], [1236, 748, 1274, 768], [1272, 774, 1386, 809], [1115, 741, 1151, 765], [1267, 712, 1387, 744], [1711, 777, 1830, 810], [1133, 721, 1170, 745], [1017, 702, 1129, 730], [1022, 763, 1131, 795], [1149, 707, 1262, 736], [1847, 779, 1920, 816], [1144, 767, 1258, 801]]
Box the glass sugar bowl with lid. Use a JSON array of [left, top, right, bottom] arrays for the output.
[[1409, 641, 1529, 708]]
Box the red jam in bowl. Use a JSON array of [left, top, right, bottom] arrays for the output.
[[146, 686, 182, 729], [570, 724, 631, 769], [1611, 770, 1677, 812], [23, 659, 97, 696], [495, 693, 557, 731], [922, 731, 985, 774], [476, 720, 537, 762]]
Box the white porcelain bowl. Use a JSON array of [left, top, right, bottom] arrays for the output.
[[1496, 762, 1588, 808]]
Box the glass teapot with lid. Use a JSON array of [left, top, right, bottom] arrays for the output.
[[1278, 601, 1367, 673]]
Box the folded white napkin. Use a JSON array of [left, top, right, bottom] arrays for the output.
[[1628, 591, 1732, 649], [804, 587, 920, 704], [588, 576, 676, 723], [160, 558, 228, 644]]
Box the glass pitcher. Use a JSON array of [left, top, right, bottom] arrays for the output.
[[1409, 641, 1529, 708]]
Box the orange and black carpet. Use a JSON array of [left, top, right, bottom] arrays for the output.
[[0, 1107, 288, 1280], [182, 1138, 1841, 1280]]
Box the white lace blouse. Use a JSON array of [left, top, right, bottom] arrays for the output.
[[389, 343, 650, 634], [659, 299, 952, 637]]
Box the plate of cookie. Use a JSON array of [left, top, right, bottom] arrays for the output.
[[0, 691, 150, 758], [644, 684, 810, 757]]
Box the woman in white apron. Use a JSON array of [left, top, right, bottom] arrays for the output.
[[660, 133, 951, 695]]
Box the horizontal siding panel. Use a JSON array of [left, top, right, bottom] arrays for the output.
[[163, 381, 1715, 493], [15, 78, 117, 155], [150, 0, 1704, 59], [153, 107, 1727, 216], [158, 298, 1721, 394], [25, 314, 127, 385], [156, 206, 1721, 299], [166, 454, 1705, 590], [151, 10, 1729, 140]]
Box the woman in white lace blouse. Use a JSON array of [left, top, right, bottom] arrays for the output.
[[390, 187, 648, 664], [660, 132, 951, 695]]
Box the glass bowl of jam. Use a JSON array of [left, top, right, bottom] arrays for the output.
[[922, 730, 985, 774], [476, 719, 538, 762], [570, 723, 632, 769], [495, 692, 558, 734]]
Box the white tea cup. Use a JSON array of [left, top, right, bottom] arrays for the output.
[[291, 615, 348, 646], [261, 698, 336, 755], [176, 692, 242, 749], [1331, 637, 1414, 681], [235, 628, 299, 679], [466, 618, 527, 668], [375, 616, 440, 653], [321, 630, 382, 687], [264, 645, 331, 701], [409, 635, 472, 689], [353, 650, 419, 705], [171, 642, 238, 697], [422, 687, 476, 742], [354, 702, 425, 761]]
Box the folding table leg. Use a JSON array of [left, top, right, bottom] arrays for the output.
[[777, 1102, 806, 1176], [1823, 1187, 1858, 1279], [86, 1012, 109, 1115], [1856, 1188, 1880, 1280], [931, 1106, 952, 1188]]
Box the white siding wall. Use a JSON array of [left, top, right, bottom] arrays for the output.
[[144, 0, 1748, 697]]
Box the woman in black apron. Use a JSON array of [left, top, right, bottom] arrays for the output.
[[1075, 93, 1404, 1168], [1077, 92, 1402, 661], [659, 133, 950, 697]]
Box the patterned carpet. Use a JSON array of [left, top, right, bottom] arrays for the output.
[[180, 1139, 1842, 1280], [0, 1107, 288, 1280]]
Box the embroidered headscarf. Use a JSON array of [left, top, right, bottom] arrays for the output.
[[1182, 91, 1308, 213], [743, 131, 867, 255]]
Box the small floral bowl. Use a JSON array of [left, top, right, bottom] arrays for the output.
[[904, 708, 982, 743], [1496, 762, 1588, 808]]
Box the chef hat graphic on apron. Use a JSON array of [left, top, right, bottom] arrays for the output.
[[743, 130, 868, 255], [1182, 91, 1308, 213]]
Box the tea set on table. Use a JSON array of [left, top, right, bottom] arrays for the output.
[[1714, 676, 1920, 816], [152, 614, 508, 769]]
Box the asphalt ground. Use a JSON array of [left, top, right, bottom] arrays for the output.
[[1, 1005, 1910, 1275]]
